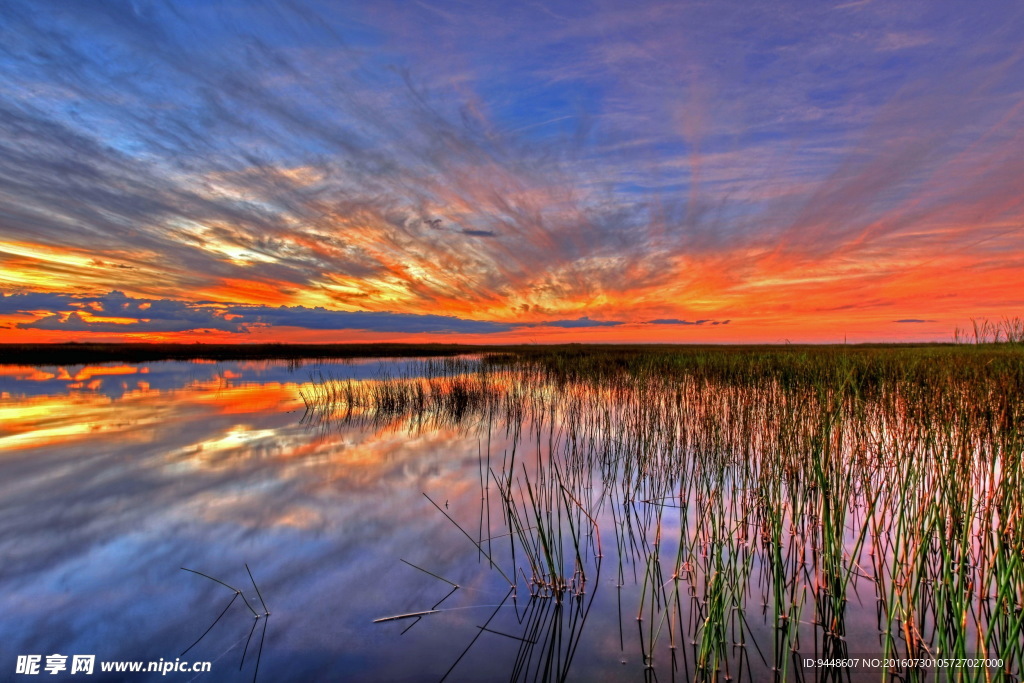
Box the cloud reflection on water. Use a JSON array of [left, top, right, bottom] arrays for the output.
[[0, 358, 521, 681]]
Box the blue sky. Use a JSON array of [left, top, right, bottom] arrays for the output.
[[1, 0, 1023, 343]]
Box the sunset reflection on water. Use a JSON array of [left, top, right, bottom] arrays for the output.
[[7, 353, 1014, 682], [0, 358, 525, 682]]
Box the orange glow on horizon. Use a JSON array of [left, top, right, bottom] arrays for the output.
[[2, 224, 1022, 344]]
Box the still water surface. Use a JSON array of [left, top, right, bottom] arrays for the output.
[[1, 357, 1015, 681], [2, 359, 634, 681]]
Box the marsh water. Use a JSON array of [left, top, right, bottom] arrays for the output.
[[1, 354, 1020, 681]]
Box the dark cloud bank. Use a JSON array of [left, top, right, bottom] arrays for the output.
[[4, 291, 726, 335]]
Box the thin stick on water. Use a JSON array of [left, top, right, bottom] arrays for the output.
[[181, 593, 239, 657], [181, 567, 259, 618], [423, 493, 514, 586], [246, 564, 270, 615], [400, 559, 459, 587], [239, 616, 259, 671], [440, 588, 514, 683], [373, 610, 441, 623], [252, 612, 268, 683]]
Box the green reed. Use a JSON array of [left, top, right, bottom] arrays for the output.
[[339, 345, 1023, 681]]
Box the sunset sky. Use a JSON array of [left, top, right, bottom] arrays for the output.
[[1, 0, 1022, 344]]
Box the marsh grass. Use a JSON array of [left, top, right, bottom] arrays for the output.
[[327, 346, 1024, 681]]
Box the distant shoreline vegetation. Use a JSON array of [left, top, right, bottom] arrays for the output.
[[953, 316, 1024, 344], [1, 337, 1024, 366]]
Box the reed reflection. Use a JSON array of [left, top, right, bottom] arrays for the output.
[[305, 349, 1023, 681], [0, 358, 506, 681], [1, 349, 1020, 681]]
